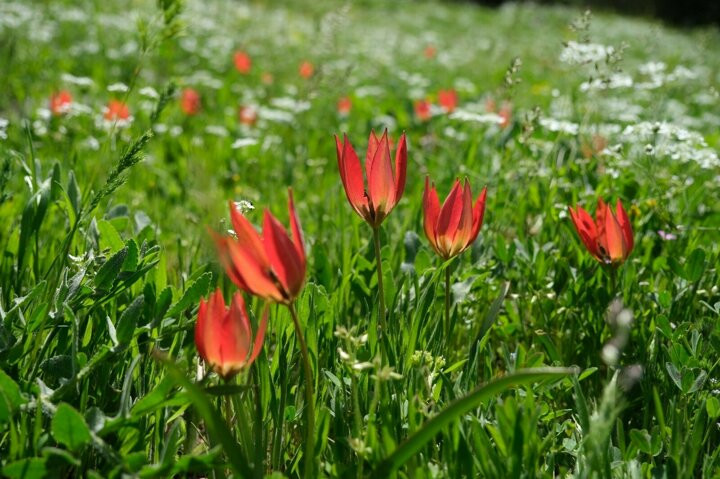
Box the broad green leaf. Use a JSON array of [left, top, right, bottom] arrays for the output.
[[94, 247, 128, 290], [116, 295, 144, 345], [2, 458, 47, 479], [166, 272, 211, 317], [0, 368, 25, 423], [122, 239, 139, 272], [706, 396, 720, 418], [684, 248, 706, 283], [52, 403, 92, 450], [97, 219, 124, 252]]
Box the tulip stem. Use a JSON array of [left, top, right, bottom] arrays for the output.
[[372, 226, 387, 333], [288, 302, 315, 479], [444, 265, 451, 340]]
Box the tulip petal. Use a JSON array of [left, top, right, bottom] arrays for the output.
[[263, 210, 305, 300], [423, 177, 441, 254], [221, 293, 252, 368], [367, 130, 394, 215], [450, 179, 474, 255], [211, 231, 250, 291], [603, 207, 627, 263], [228, 201, 270, 267], [569, 205, 601, 260], [288, 189, 306, 268], [365, 130, 380, 175], [248, 303, 269, 365], [468, 186, 487, 246], [203, 289, 227, 367], [226, 239, 284, 301], [336, 134, 369, 217], [392, 132, 407, 208], [615, 199, 634, 257], [195, 296, 209, 361], [435, 180, 465, 255]]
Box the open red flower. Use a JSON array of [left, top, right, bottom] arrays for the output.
[[438, 89, 458, 113], [180, 88, 201, 115], [423, 177, 487, 260], [337, 96, 352, 115], [234, 51, 252, 74], [335, 130, 407, 228], [214, 189, 306, 303], [104, 100, 130, 121], [568, 199, 634, 266], [50, 90, 73, 116], [195, 289, 267, 380], [299, 61, 314, 79], [415, 99, 432, 121]]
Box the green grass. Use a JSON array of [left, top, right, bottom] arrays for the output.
[[1, 0, 719, 477]]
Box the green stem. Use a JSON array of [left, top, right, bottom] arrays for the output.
[[252, 366, 264, 478], [288, 302, 315, 479], [444, 264, 451, 341], [372, 226, 387, 333]]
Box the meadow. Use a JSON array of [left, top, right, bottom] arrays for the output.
[[0, 0, 719, 477]]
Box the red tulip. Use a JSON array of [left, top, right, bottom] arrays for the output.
[[438, 89, 458, 113], [104, 100, 130, 121], [423, 177, 487, 259], [234, 51, 252, 74], [214, 189, 306, 303], [337, 96, 352, 115], [50, 90, 73, 116], [568, 199, 634, 266], [299, 61, 314, 79], [415, 99, 432, 121], [239, 105, 258, 126], [195, 289, 267, 380], [180, 88, 201, 116], [335, 130, 407, 228]]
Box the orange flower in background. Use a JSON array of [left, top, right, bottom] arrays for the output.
[[234, 51, 252, 74], [50, 90, 73, 115], [239, 105, 257, 126], [337, 96, 352, 115], [261, 72, 274, 85], [438, 89, 458, 113], [214, 190, 306, 303], [423, 177, 487, 260], [498, 101, 512, 128], [299, 61, 314, 79], [424, 45, 437, 59], [180, 88, 201, 115], [569, 199, 634, 266], [195, 289, 267, 380], [104, 100, 130, 121], [335, 130, 407, 228], [415, 99, 432, 121]]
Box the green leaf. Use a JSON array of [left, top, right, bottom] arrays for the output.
[[373, 367, 574, 475], [116, 295, 144, 345], [706, 396, 720, 418], [665, 363, 682, 391], [94, 247, 128, 290], [67, 170, 81, 216], [684, 248, 706, 283], [153, 351, 253, 479], [2, 458, 47, 479], [122, 239, 139, 272], [166, 272, 212, 317], [52, 403, 92, 450], [97, 219, 124, 252], [0, 368, 25, 423]]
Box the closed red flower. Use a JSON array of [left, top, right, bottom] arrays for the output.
[[234, 51, 252, 74], [415, 99, 431, 121], [299, 61, 314, 79], [337, 96, 352, 115], [568, 199, 634, 266], [214, 190, 306, 303], [239, 105, 257, 126], [423, 177, 487, 259], [335, 130, 407, 228], [50, 90, 73, 116], [180, 88, 201, 115], [438, 89, 458, 113], [104, 100, 130, 121], [195, 289, 267, 380]]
